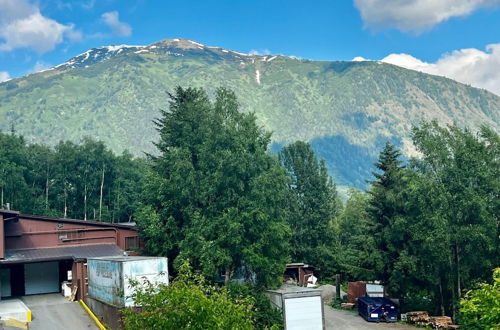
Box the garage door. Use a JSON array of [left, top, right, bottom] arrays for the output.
[[284, 296, 323, 330], [1, 268, 11, 297], [25, 262, 59, 295]]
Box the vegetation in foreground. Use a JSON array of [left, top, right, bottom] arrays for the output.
[[459, 268, 500, 330], [122, 261, 255, 330]]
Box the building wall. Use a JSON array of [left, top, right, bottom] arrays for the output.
[[3, 217, 139, 252], [1, 211, 142, 301], [0, 214, 4, 259], [72, 261, 88, 301]]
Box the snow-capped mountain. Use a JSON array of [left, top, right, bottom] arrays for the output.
[[52, 39, 284, 72], [54, 45, 146, 71], [2, 38, 498, 189]]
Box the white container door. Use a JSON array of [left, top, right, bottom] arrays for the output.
[[1, 268, 11, 297], [25, 262, 59, 295], [284, 296, 323, 330]]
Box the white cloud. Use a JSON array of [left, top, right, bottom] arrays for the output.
[[380, 43, 500, 96], [0, 71, 10, 82], [249, 49, 271, 56], [354, 0, 500, 33], [32, 61, 52, 73], [81, 0, 96, 10], [101, 11, 132, 37], [352, 56, 369, 62], [65, 27, 83, 42], [0, 0, 79, 53]]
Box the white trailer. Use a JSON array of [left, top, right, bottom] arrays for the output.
[[266, 286, 325, 330], [87, 256, 168, 307]]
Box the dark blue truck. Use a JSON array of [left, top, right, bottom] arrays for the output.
[[357, 296, 398, 322]]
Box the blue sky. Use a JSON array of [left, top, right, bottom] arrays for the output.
[[1, 0, 500, 95]]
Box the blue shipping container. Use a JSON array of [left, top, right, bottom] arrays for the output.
[[358, 296, 398, 322]]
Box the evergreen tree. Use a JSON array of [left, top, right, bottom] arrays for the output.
[[279, 141, 341, 277], [137, 87, 290, 287], [337, 189, 382, 280], [367, 142, 406, 284], [0, 133, 30, 210]]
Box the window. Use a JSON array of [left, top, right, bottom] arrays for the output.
[[125, 236, 139, 250], [68, 231, 84, 240], [59, 231, 84, 241]]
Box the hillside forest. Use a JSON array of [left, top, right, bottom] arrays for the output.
[[0, 87, 498, 325]]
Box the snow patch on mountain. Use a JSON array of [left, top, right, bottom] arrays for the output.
[[188, 40, 204, 47], [49, 39, 296, 74], [54, 45, 145, 70], [255, 69, 261, 84]]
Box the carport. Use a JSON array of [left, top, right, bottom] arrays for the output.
[[1, 209, 141, 301], [0, 244, 124, 298]]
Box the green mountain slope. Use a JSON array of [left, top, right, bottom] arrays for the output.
[[1, 39, 499, 188]]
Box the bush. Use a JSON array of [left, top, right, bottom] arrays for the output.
[[122, 261, 254, 329], [227, 283, 284, 330], [459, 268, 500, 330]]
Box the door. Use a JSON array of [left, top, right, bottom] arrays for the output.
[[284, 296, 323, 330], [0, 268, 11, 297], [24, 262, 59, 295]]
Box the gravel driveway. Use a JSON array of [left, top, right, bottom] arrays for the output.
[[324, 304, 415, 330]]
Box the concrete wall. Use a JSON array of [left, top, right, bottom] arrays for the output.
[[85, 296, 124, 330]]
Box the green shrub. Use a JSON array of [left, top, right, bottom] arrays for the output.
[[459, 268, 500, 330], [122, 261, 254, 329], [227, 283, 284, 330]]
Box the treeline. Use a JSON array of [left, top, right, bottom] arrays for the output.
[[0, 133, 145, 222], [338, 122, 499, 319]]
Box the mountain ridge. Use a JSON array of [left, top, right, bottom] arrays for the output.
[[1, 38, 498, 188]]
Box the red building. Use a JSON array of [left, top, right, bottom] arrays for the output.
[[0, 209, 141, 301]]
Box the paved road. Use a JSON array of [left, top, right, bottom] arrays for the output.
[[21, 294, 98, 330], [324, 305, 415, 330]]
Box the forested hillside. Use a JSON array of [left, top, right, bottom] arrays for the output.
[[1, 38, 498, 188], [0, 132, 145, 222]]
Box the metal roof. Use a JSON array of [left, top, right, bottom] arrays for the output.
[[0, 210, 138, 230], [0, 244, 125, 264], [267, 284, 322, 295], [286, 262, 315, 269], [89, 256, 165, 262]]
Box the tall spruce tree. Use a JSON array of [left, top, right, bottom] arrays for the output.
[[137, 87, 290, 287], [337, 189, 382, 281], [279, 141, 341, 277], [368, 142, 406, 284]]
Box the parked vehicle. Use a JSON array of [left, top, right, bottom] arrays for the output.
[[357, 296, 398, 322]]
